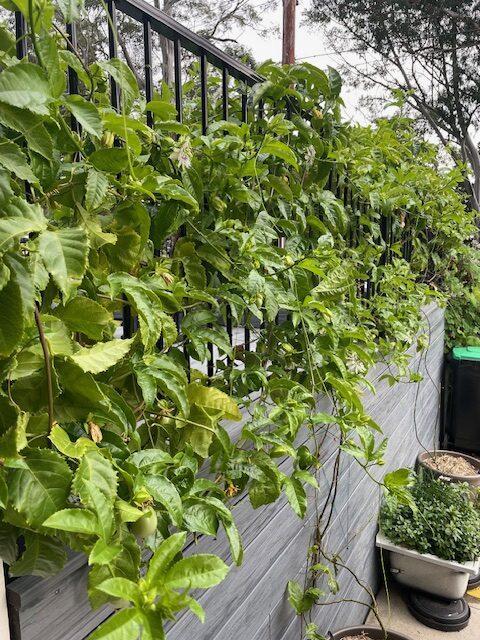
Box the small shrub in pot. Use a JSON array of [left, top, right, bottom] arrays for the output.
[[380, 474, 480, 563]]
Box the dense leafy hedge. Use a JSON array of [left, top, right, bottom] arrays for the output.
[[0, 1, 476, 637], [380, 474, 480, 563]]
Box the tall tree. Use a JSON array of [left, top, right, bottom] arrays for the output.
[[306, 0, 480, 209]]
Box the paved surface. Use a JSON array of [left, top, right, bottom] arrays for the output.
[[366, 584, 480, 639]]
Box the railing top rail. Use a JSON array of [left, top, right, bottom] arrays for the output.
[[114, 0, 265, 85]]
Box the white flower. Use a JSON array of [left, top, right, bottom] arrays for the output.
[[346, 351, 366, 374], [170, 137, 192, 170], [304, 145, 316, 168]]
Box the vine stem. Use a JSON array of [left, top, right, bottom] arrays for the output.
[[34, 305, 54, 431]]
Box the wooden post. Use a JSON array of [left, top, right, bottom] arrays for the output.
[[282, 0, 296, 64]]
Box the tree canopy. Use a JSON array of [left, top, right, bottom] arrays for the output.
[[306, 0, 480, 208]]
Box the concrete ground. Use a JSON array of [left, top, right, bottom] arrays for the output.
[[365, 584, 480, 639]]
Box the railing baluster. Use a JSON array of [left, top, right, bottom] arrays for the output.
[[222, 67, 229, 120], [107, 0, 120, 110], [240, 86, 251, 350], [66, 23, 80, 133], [15, 12, 27, 59], [221, 67, 233, 362], [200, 52, 208, 135], [107, 0, 131, 339], [143, 17, 153, 128], [199, 52, 214, 376]]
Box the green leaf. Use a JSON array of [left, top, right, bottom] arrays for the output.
[[146, 100, 177, 120], [0, 63, 52, 115], [164, 554, 229, 590], [82, 479, 114, 540], [73, 450, 118, 503], [143, 475, 183, 527], [0, 197, 46, 252], [39, 227, 89, 299], [127, 449, 174, 472], [89, 148, 129, 173], [97, 577, 141, 604], [137, 355, 188, 415], [261, 136, 298, 169], [0, 277, 23, 357], [42, 508, 99, 535], [145, 531, 186, 587], [284, 476, 307, 518], [88, 608, 139, 640], [0, 137, 37, 182], [99, 59, 140, 103], [49, 424, 97, 458], [108, 273, 175, 352], [89, 539, 122, 566], [10, 531, 66, 577], [187, 383, 242, 421], [223, 519, 243, 566], [71, 338, 133, 374], [85, 169, 109, 210], [53, 297, 113, 340], [64, 94, 102, 137], [8, 448, 72, 527], [56, 0, 84, 22]]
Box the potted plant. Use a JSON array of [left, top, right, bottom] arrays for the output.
[[417, 449, 480, 489], [329, 627, 413, 640], [376, 474, 480, 599]]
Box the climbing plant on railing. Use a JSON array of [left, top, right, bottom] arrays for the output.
[[0, 1, 475, 638]]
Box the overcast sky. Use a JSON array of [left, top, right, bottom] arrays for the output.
[[235, 2, 381, 124]]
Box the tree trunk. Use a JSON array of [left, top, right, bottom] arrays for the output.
[[156, 0, 175, 87]]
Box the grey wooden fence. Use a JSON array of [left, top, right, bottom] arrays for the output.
[[6, 304, 444, 639]]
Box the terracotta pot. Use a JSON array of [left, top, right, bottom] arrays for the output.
[[330, 626, 414, 640], [416, 450, 480, 489]]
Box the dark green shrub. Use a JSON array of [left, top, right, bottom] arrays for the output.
[[379, 474, 480, 563]]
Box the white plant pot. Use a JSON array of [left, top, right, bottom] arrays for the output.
[[376, 532, 480, 600]]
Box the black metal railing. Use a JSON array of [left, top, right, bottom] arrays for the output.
[[12, 0, 412, 377]]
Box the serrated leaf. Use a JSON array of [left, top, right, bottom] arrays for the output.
[[89, 148, 129, 173], [85, 169, 109, 210], [0, 197, 46, 252], [49, 424, 97, 458], [71, 338, 133, 374], [53, 297, 112, 340], [187, 383, 242, 421], [8, 448, 72, 527], [143, 475, 183, 527], [0, 137, 37, 182], [64, 94, 102, 137], [73, 450, 117, 504], [39, 227, 89, 299], [82, 479, 114, 540], [0, 62, 52, 115]]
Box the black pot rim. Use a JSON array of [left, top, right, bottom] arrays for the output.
[[330, 625, 414, 640]]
